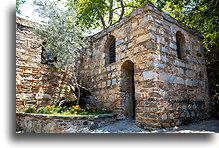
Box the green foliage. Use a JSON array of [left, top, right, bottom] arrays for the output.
[[67, 0, 155, 29], [212, 93, 219, 111], [33, 0, 87, 70], [24, 107, 36, 113], [16, 0, 26, 14], [34, 105, 111, 115]]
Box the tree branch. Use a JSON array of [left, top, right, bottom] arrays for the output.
[[118, 0, 125, 22], [108, 0, 114, 26], [100, 15, 106, 29]]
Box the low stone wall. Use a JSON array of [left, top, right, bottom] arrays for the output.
[[16, 113, 117, 133]]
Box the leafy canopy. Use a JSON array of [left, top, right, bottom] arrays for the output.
[[16, 0, 26, 14], [33, 0, 86, 69], [67, 0, 156, 29]]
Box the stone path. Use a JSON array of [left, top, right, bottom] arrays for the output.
[[91, 119, 219, 133]]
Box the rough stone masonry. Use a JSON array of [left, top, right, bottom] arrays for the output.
[[81, 3, 211, 129], [16, 3, 212, 130]]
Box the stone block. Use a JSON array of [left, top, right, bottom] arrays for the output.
[[149, 91, 162, 98], [111, 65, 115, 70], [151, 61, 165, 68], [143, 113, 158, 119], [170, 42, 177, 49], [167, 75, 176, 83], [193, 79, 199, 86], [160, 72, 168, 82], [136, 33, 152, 45], [182, 105, 187, 110], [141, 15, 153, 25], [106, 66, 110, 71], [161, 55, 169, 63], [121, 44, 127, 51], [120, 53, 125, 59], [93, 50, 99, 55], [179, 62, 186, 67], [192, 103, 197, 110], [143, 40, 156, 49], [112, 78, 117, 85], [191, 111, 195, 117], [174, 60, 179, 66], [142, 70, 157, 80], [116, 55, 120, 61], [107, 80, 111, 87], [100, 75, 104, 79], [185, 79, 193, 86], [161, 114, 167, 120], [186, 111, 191, 118], [179, 68, 184, 74], [125, 26, 132, 34], [162, 123, 170, 128], [42, 94, 52, 100], [175, 77, 184, 85], [127, 42, 133, 48], [169, 113, 174, 119], [25, 93, 34, 98], [115, 39, 124, 46], [161, 46, 167, 53]]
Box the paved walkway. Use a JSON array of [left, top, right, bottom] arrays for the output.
[[92, 119, 219, 133]]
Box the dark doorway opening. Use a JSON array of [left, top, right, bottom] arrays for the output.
[[121, 60, 135, 119]]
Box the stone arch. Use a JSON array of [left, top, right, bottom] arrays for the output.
[[176, 31, 186, 59], [120, 60, 136, 119]]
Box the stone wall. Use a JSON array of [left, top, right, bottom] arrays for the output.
[[16, 3, 211, 130], [16, 113, 117, 133], [16, 17, 67, 111], [82, 3, 211, 129]]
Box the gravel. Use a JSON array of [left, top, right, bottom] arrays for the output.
[[91, 119, 219, 133]]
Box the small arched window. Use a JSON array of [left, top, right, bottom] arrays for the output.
[[176, 31, 185, 59], [105, 35, 116, 64], [41, 41, 57, 66]]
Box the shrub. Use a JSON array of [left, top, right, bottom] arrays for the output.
[[213, 93, 219, 111], [24, 107, 36, 113], [37, 106, 57, 114], [27, 105, 112, 115]]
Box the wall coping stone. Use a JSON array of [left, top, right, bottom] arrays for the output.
[[16, 112, 117, 119]]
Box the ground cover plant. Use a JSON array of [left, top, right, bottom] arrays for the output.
[[23, 105, 111, 115]]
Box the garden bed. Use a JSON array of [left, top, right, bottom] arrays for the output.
[[16, 112, 117, 133]]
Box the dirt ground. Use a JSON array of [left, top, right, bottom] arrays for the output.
[[91, 119, 219, 133], [16, 119, 219, 133]]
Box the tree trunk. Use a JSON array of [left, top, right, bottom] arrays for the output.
[[108, 0, 114, 26]]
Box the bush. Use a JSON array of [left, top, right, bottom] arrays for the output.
[[24, 107, 36, 113], [213, 93, 219, 111], [22, 105, 111, 115]]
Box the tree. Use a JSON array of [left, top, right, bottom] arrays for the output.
[[67, 0, 156, 29], [16, 0, 26, 14], [33, 0, 88, 106]]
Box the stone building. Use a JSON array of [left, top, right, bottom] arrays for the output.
[[81, 3, 211, 129], [16, 16, 67, 111], [16, 3, 211, 129]]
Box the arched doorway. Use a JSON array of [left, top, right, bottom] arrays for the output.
[[121, 60, 135, 119]]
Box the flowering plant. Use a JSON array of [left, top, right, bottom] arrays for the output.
[[24, 105, 111, 115]]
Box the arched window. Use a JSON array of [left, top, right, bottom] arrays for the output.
[[41, 41, 57, 66], [105, 35, 116, 64], [176, 31, 185, 59]]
